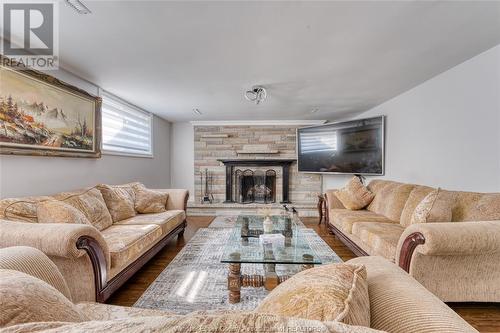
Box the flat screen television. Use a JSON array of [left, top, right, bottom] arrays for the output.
[[297, 116, 385, 175]]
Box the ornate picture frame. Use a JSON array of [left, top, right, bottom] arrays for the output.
[[0, 55, 101, 158]]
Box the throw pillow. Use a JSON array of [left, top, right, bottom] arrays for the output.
[[0, 269, 86, 327], [54, 188, 113, 231], [255, 263, 370, 327], [410, 188, 453, 224], [0, 196, 53, 223], [335, 177, 375, 210], [96, 184, 136, 222], [133, 184, 169, 214], [36, 200, 91, 225]]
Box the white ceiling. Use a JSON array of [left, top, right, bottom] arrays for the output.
[[58, 1, 500, 122]]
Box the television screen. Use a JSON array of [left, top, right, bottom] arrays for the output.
[[297, 116, 384, 175]]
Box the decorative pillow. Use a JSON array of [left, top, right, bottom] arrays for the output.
[[255, 263, 370, 326], [0, 269, 86, 327], [54, 188, 113, 231], [96, 184, 136, 222], [410, 188, 453, 224], [36, 200, 91, 225], [0, 196, 53, 223], [399, 186, 435, 227], [335, 177, 375, 210], [133, 184, 168, 214]]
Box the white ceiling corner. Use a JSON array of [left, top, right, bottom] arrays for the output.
[[56, 1, 500, 122]]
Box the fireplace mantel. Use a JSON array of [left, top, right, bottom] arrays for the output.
[[218, 159, 296, 204], [217, 159, 296, 166]]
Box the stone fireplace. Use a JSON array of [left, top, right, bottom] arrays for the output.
[[191, 124, 322, 215], [219, 159, 294, 204]]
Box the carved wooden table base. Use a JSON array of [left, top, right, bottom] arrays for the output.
[[227, 261, 314, 304]]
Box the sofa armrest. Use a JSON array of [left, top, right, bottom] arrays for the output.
[[0, 246, 73, 300], [396, 221, 500, 272], [0, 220, 110, 270], [154, 189, 189, 211], [324, 189, 345, 210]]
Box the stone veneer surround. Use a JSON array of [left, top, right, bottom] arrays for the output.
[[194, 125, 321, 206]]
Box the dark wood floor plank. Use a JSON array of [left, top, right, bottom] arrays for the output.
[[109, 216, 500, 332]]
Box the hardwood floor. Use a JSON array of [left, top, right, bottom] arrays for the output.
[[109, 216, 500, 332]]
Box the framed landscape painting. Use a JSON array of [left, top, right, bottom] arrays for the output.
[[0, 57, 101, 158]]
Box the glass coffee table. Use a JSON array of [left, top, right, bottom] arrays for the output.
[[221, 214, 321, 303]]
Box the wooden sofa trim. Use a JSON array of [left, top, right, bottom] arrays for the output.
[[398, 232, 426, 273], [328, 221, 427, 273], [76, 192, 189, 302], [77, 220, 187, 302], [327, 223, 369, 257], [76, 235, 108, 302]]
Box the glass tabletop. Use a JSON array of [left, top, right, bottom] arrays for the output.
[[220, 214, 322, 265]]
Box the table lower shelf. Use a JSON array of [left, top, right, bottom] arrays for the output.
[[227, 261, 314, 303]]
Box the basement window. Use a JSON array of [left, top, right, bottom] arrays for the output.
[[101, 91, 153, 157]]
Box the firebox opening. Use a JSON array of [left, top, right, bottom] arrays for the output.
[[234, 169, 276, 204]]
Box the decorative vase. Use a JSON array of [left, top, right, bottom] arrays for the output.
[[263, 216, 273, 233]]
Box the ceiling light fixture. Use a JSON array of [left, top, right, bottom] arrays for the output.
[[193, 108, 202, 115], [65, 0, 92, 14], [244, 86, 267, 105]]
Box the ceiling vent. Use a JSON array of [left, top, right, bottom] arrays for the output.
[[65, 0, 92, 14]]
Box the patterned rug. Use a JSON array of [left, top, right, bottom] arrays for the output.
[[134, 216, 342, 313]]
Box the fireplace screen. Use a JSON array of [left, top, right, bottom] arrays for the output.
[[233, 169, 276, 204]]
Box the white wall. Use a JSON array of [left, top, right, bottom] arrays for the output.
[[0, 68, 172, 198], [170, 122, 195, 201], [170, 45, 500, 195], [323, 45, 500, 192]]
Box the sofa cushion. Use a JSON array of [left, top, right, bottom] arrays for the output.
[[101, 224, 162, 276], [352, 222, 405, 261], [400, 185, 436, 227], [330, 209, 394, 234], [256, 264, 370, 326], [367, 182, 415, 222], [53, 188, 113, 231], [450, 191, 500, 222], [36, 200, 91, 225], [411, 189, 453, 224], [335, 177, 375, 210], [0, 196, 53, 223], [132, 184, 169, 214], [114, 210, 186, 235], [366, 180, 396, 196], [0, 269, 85, 327], [96, 184, 136, 222]]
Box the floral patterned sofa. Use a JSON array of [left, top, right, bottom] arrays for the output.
[[0, 246, 477, 333], [325, 179, 500, 302], [0, 182, 189, 303]]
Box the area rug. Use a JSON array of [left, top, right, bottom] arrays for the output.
[[134, 216, 342, 314]]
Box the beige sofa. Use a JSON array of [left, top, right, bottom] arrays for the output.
[[0, 246, 477, 332], [325, 179, 500, 302], [0, 183, 189, 303]]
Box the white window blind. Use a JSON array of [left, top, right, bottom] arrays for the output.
[[300, 129, 338, 154], [101, 91, 153, 157]]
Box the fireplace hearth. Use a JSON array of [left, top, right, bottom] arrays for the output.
[[218, 159, 295, 204]]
